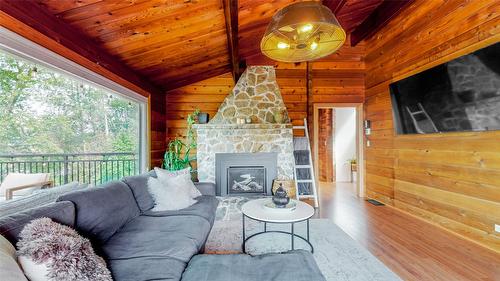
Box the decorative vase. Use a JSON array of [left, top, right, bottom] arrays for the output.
[[198, 112, 209, 124], [272, 183, 290, 208]]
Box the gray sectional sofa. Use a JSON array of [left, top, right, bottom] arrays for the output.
[[0, 172, 326, 281]]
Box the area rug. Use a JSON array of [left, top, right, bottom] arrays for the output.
[[207, 197, 401, 281]]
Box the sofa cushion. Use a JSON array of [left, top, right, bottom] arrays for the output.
[[102, 215, 210, 262], [0, 202, 75, 245], [57, 180, 140, 244], [194, 182, 216, 196], [121, 171, 156, 212], [107, 256, 186, 281], [181, 250, 326, 281], [143, 195, 219, 226]]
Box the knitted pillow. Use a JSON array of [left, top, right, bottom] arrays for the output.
[[16, 218, 112, 281]]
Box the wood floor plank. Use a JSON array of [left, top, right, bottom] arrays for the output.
[[305, 182, 500, 281]]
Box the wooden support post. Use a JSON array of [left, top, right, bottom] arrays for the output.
[[223, 0, 241, 83], [306, 61, 314, 153]]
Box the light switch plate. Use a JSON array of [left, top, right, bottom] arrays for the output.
[[495, 224, 500, 233]]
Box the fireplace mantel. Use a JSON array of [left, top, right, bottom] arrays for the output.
[[193, 123, 292, 130]]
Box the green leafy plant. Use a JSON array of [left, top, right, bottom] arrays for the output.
[[162, 109, 200, 171], [347, 158, 357, 165]]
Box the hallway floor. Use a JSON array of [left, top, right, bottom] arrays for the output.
[[305, 182, 500, 281]]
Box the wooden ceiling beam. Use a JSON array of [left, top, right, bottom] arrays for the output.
[[222, 0, 241, 83], [350, 0, 415, 46], [0, 0, 163, 96]]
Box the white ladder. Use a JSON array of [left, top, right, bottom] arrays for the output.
[[292, 118, 319, 208], [405, 103, 438, 134]]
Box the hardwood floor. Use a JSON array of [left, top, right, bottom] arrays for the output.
[[305, 182, 500, 281]]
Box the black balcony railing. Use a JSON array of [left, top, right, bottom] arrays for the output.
[[0, 152, 138, 186]]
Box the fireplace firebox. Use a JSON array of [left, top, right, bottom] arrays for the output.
[[215, 153, 277, 196], [227, 166, 266, 194]]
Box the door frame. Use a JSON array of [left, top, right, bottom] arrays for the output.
[[313, 103, 365, 197]]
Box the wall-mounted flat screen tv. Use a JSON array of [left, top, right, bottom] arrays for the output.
[[390, 42, 500, 135]]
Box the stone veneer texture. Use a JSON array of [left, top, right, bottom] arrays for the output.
[[195, 124, 295, 183], [196, 66, 295, 184], [210, 66, 290, 124]]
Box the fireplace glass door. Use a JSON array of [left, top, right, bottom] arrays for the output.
[[227, 166, 266, 194]]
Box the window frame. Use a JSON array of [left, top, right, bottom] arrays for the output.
[[0, 27, 149, 172]]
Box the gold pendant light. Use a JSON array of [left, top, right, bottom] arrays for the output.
[[260, 1, 346, 62]]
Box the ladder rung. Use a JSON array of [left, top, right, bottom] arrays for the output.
[[297, 179, 313, 183], [295, 165, 311, 168], [299, 194, 315, 198], [293, 126, 306, 129]]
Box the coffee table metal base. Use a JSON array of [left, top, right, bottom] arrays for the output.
[[242, 214, 314, 254]]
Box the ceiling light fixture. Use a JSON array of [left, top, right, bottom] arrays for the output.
[[260, 1, 346, 62], [277, 42, 290, 49]]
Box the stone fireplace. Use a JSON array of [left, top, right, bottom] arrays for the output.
[[194, 66, 295, 195]]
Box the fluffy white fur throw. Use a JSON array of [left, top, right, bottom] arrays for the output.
[[16, 218, 112, 281]]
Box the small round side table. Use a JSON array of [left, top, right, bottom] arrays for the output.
[[241, 198, 315, 253]]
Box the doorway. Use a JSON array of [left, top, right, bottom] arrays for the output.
[[313, 103, 365, 197]]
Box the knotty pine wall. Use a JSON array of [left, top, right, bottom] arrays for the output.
[[150, 93, 167, 168], [364, 0, 500, 252], [164, 42, 365, 155]]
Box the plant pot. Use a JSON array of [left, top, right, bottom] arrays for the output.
[[198, 112, 209, 124]]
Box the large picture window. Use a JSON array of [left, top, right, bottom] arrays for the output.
[[0, 31, 147, 186]]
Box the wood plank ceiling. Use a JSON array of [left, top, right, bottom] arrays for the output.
[[27, 0, 405, 91]]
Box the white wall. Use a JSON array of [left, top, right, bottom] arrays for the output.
[[334, 108, 357, 182]]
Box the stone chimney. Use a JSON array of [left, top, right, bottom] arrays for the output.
[[210, 66, 290, 124]]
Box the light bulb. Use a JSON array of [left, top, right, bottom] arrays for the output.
[[277, 42, 289, 49], [310, 41, 318, 50], [299, 24, 313, 33]]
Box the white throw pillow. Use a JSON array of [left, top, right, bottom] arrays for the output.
[[147, 176, 197, 211], [154, 167, 202, 198], [0, 234, 28, 281]]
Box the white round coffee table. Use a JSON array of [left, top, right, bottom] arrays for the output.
[[241, 198, 315, 253]]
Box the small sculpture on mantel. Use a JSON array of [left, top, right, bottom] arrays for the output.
[[272, 183, 290, 207]]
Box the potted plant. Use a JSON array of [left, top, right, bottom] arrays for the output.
[[162, 109, 200, 174], [347, 158, 357, 171]]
